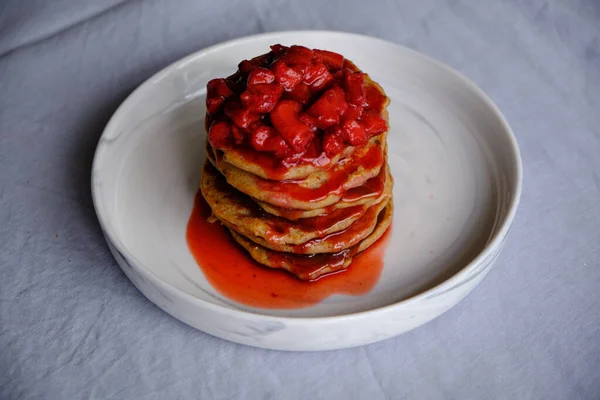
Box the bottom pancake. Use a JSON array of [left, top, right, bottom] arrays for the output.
[[229, 201, 393, 281]]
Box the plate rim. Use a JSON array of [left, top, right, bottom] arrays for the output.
[[91, 30, 523, 324]]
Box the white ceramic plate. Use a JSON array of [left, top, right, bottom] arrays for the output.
[[92, 31, 522, 351]]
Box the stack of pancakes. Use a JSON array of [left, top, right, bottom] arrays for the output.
[[201, 47, 393, 281]]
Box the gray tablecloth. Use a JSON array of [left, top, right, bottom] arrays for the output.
[[1, 1, 599, 398]]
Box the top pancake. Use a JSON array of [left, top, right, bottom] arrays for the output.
[[207, 133, 386, 210]]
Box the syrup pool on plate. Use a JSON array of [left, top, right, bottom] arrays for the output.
[[186, 194, 391, 309]]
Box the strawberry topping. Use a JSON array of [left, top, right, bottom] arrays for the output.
[[303, 86, 348, 129], [205, 44, 388, 162], [270, 100, 314, 153]]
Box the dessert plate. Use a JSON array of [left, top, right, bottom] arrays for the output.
[[92, 31, 522, 351]]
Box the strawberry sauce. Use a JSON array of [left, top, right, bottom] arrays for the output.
[[254, 144, 384, 203], [186, 193, 391, 308], [261, 164, 387, 220], [205, 44, 388, 171]]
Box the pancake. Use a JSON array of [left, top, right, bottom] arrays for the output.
[[215, 75, 390, 181], [207, 134, 386, 210], [213, 137, 359, 181], [228, 197, 390, 254], [229, 201, 393, 281], [201, 161, 389, 245], [256, 163, 393, 219], [198, 45, 394, 282]]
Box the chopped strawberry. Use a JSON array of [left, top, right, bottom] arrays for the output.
[[332, 69, 345, 82], [237, 60, 254, 74], [206, 97, 224, 115], [285, 82, 312, 105], [360, 110, 388, 135], [278, 45, 313, 66], [303, 86, 348, 129], [206, 78, 233, 114], [303, 62, 333, 90], [338, 119, 368, 146], [345, 103, 364, 120], [322, 131, 345, 157], [270, 44, 289, 56], [249, 124, 274, 151], [250, 123, 292, 156], [299, 113, 317, 129], [224, 100, 261, 128], [238, 54, 270, 73], [343, 70, 366, 106], [247, 68, 275, 85], [272, 60, 303, 91], [207, 78, 233, 97], [231, 125, 245, 145], [240, 83, 284, 113], [265, 135, 292, 157], [300, 134, 323, 159], [291, 64, 308, 76], [313, 49, 344, 70], [224, 71, 246, 95], [363, 83, 387, 111], [208, 121, 232, 148], [270, 100, 315, 152]]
